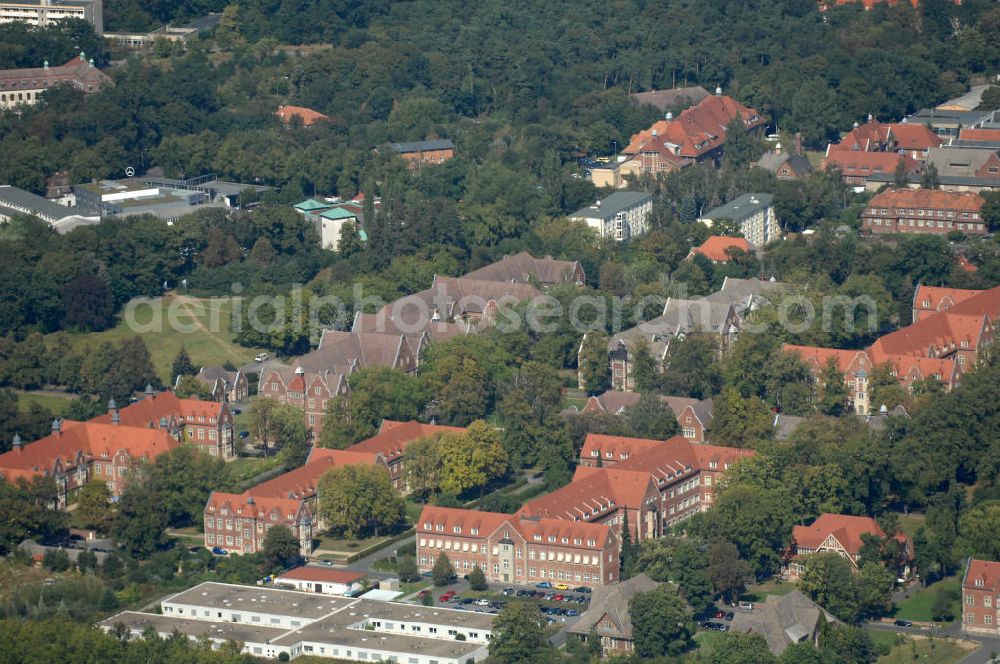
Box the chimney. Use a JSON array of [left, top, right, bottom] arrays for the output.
[[715, 85, 722, 96], [159, 416, 168, 429], [43, 60, 49, 70], [108, 398, 120, 425], [794, 132, 803, 156], [12, 433, 22, 451], [79, 51, 86, 62], [51, 418, 61, 435], [145, 383, 154, 398], [652, 129, 658, 137], [665, 111, 673, 120], [774, 142, 782, 155], [867, 112, 874, 123]]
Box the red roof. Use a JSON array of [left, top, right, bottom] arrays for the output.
[[913, 285, 982, 313], [624, 94, 766, 159], [823, 151, 919, 178], [870, 312, 987, 358], [349, 420, 465, 459], [866, 348, 959, 387], [205, 491, 305, 523], [830, 121, 941, 153], [792, 513, 890, 557], [965, 559, 1000, 591], [250, 449, 382, 500], [92, 392, 225, 428], [865, 188, 984, 214], [275, 105, 330, 126], [275, 566, 365, 584], [0, 420, 179, 481], [783, 344, 872, 376], [417, 505, 612, 550], [959, 128, 1000, 142], [579, 434, 664, 463], [888, 124, 943, 152], [690, 236, 752, 262]]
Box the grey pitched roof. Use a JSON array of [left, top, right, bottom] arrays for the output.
[[462, 251, 582, 286], [391, 139, 454, 153], [699, 193, 774, 224], [925, 146, 1000, 177], [0, 185, 81, 224], [567, 574, 660, 639], [937, 85, 991, 112], [609, 298, 736, 358], [756, 152, 814, 177], [728, 591, 838, 656], [629, 86, 710, 111], [772, 414, 805, 441], [702, 277, 786, 316], [196, 366, 238, 384], [569, 191, 652, 222]]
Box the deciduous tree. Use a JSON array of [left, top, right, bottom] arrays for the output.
[[630, 584, 696, 658], [317, 464, 404, 538]]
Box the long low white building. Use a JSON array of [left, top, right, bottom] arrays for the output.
[[99, 581, 493, 664]]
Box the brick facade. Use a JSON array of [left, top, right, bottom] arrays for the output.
[[963, 559, 1000, 636], [416, 506, 619, 588], [862, 189, 986, 236]]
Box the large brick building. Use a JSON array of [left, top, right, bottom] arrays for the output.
[[203, 420, 463, 555], [911, 284, 983, 323], [0, 417, 179, 508], [92, 389, 236, 460], [963, 558, 1000, 636], [528, 434, 752, 539], [581, 391, 714, 443], [623, 92, 767, 169], [861, 189, 986, 236], [391, 139, 455, 169], [827, 119, 943, 161], [416, 505, 619, 588]]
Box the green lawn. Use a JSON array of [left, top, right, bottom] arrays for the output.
[[894, 575, 961, 623], [742, 579, 798, 603], [898, 513, 926, 541], [17, 391, 78, 416], [693, 630, 726, 659], [874, 634, 971, 664], [56, 294, 259, 385]]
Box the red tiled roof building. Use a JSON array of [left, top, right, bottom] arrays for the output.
[[688, 236, 753, 263], [0, 415, 180, 508], [786, 513, 912, 580], [963, 558, 1000, 636], [912, 285, 983, 323], [861, 189, 986, 236], [416, 505, 619, 588]]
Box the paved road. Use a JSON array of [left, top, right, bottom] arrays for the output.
[[867, 621, 1000, 664]]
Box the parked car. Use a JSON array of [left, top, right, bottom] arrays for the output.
[[239, 430, 250, 439], [536, 582, 552, 589], [565, 609, 580, 617], [211, 546, 228, 555], [724, 612, 735, 621], [714, 611, 726, 619], [439, 593, 454, 602], [502, 587, 515, 596], [738, 601, 753, 611], [254, 353, 268, 362], [553, 594, 564, 602], [574, 587, 591, 593], [894, 619, 913, 628], [554, 583, 571, 591], [318, 559, 334, 566], [416, 590, 430, 598], [476, 599, 490, 607]]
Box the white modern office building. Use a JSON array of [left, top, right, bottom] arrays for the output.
[[0, 0, 103, 34], [697, 193, 778, 248], [99, 582, 494, 663]]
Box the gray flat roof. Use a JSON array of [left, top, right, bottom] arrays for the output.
[[391, 139, 455, 153], [699, 193, 774, 222], [347, 599, 495, 630], [99, 611, 288, 644], [866, 172, 1000, 188], [165, 582, 355, 620], [569, 191, 652, 221]]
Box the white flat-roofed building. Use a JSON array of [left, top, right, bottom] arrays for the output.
[[568, 191, 653, 241], [697, 193, 778, 248], [274, 566, 366, 596], [0, 0, 103, 33], [99, 581, 493, 663]]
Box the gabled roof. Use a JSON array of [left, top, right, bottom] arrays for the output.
[[690, 236, 752, 262], [92, 391, 225, 428], [964, 558, 1000, 591], [0, 420, 179, 481], [925, 146, 1000, 178], [823, 150, 919, 177], [729, 590, 838, 656], [205, 491, 306, 523], [782, 344, 872, 375], [865, 188, 983, 213], [567, 574, 660, 639], [629, 86, 710, 111], [792, 513, 891, 556], [462, 251, 583, 286], [416, 505, 612, 549], [519, 467, 655, 521], [756, 152, 814, 177], [866, 350, 959, 387], [579, 433, 665, 461], [959, 128, 1000, 142], [386, 277, 542, 322], [275, 566, 365, 585], [869, 311, 987, 358], [913, 285, 982, 313], [303, 330, 413, 371], [275, 105, 330, 126], [348, 420, 465, 460], [624, 94, 766, 159], [195, 366, 239, 384]]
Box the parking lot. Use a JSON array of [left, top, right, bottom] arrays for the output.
[[412, 581, 592, 625]]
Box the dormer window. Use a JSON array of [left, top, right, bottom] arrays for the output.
[[548, 536, 556, 542], [533, 534, 541, 541], [591, 450, 598, 457], [453, 526, 461, 534], [470, 528, 478, 535], [976, 579, 985, 587], [561, 537, 568, 544], [436, 524, 444, 531]]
